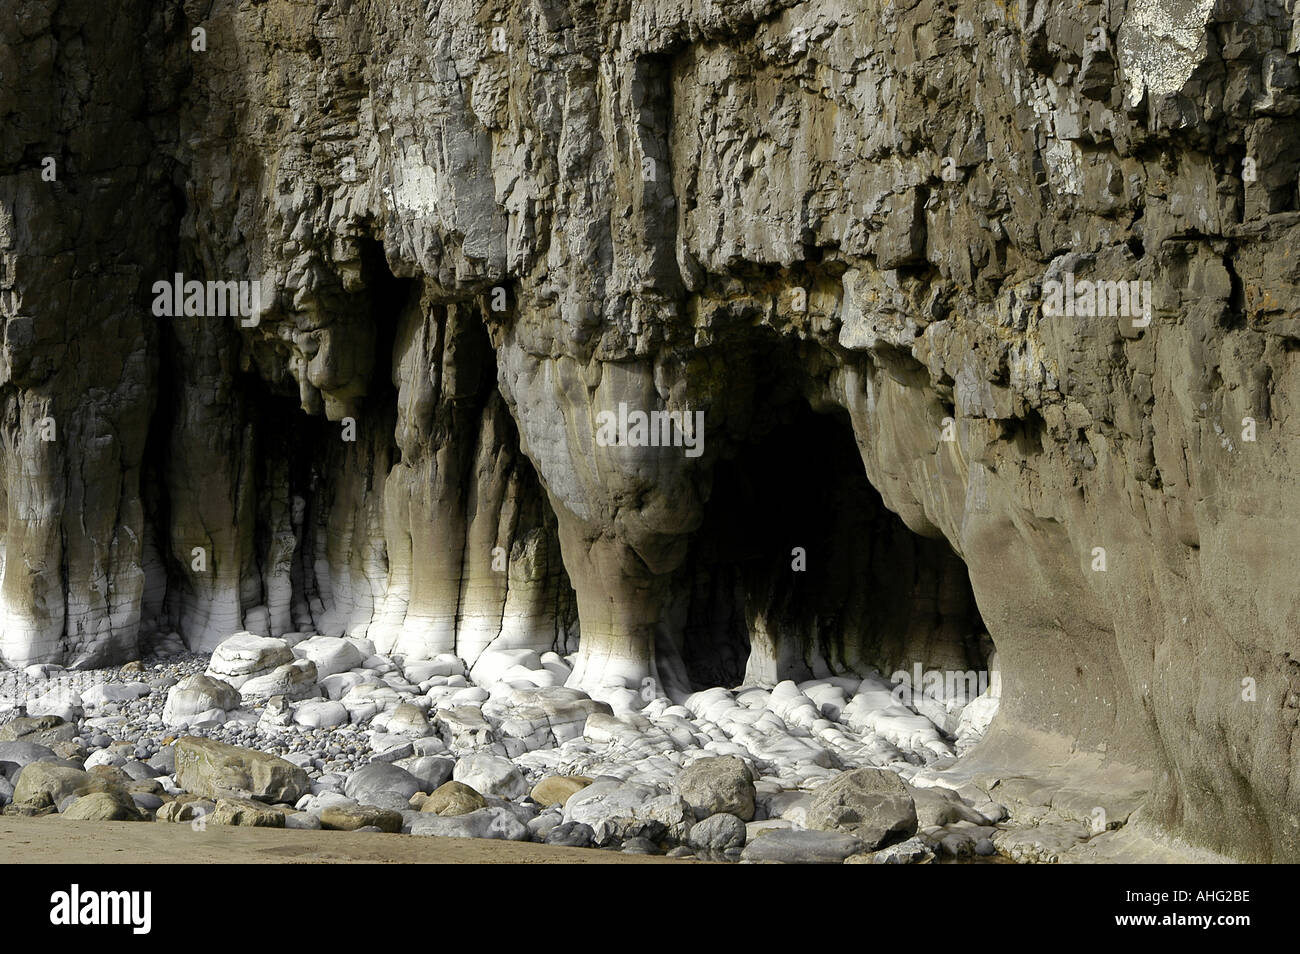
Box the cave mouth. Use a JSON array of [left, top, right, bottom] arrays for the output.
[[677, 397, 989, 695]]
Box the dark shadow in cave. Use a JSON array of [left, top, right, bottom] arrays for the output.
[[679, 398, 987, 690]]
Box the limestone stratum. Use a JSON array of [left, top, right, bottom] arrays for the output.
[[0, 0, 1295, 867]]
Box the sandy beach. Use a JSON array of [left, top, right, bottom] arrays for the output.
[[0, 816, 692, 865]]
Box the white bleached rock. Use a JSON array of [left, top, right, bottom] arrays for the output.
[[162, 673, 238, 727], [562, 778, 663, 845], [238, 658, 319, 703], [435, 706, 495, 749], [362, 654, 397, 674], [453, 753, 528, 799], [842, 676, 953, 761], [320, 671, 372, 700], [81, 682, 151, 707], [84, 748, 127, 769], [293, 636, 365, 680], [470, 649, 542, 686], [402, 655, 466, 683], [340, 683, 401, 722], [375, 702, 431, 738], [293, 700, 349, 729], [205, 633, 294, 689]]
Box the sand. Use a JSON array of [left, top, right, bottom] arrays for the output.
[[0, 816, 694, 864]]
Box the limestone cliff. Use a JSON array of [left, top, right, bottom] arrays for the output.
[[3, 0, 1300, 860]]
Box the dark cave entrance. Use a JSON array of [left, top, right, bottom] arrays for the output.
[[142, 236, 578, 650], [249, 240, 578, 647], [677, 393, 988, 691]]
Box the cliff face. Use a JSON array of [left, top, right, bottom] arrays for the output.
[[3, 0, 1299, 860]]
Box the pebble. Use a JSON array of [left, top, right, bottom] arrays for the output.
[[0, 633, 1005, 863]]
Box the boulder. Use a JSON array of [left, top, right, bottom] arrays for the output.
[[529, 775, 593, 808], [62, 791, 143, 822], [871, 836, 936, 864], [205, 633, 295, 689], [688, 813, 747, 851], [408, 806, 529, 841], [293, 699, 349, 729], [238, 659, 319, 703], [562, 779, 666, 845], [319, 804, 403, 832], [0, 716, 78, 746], [382, 703, 431, 738], [453, 753, 527, 799], [422, 781, 487, 816], [132, 793, 164, 814], [806, 768, 918, 849], [402, 756, 454, 793], [294, 636, 365, 680], [162, 674, 239, 727], [156, 798, 216, 823], [741, 829, 867, 864], [0, 740, 56, 769], [211, 797, 286, 827], [544, 821, 596, 848], [675, 756, 756, 821], [81, 683, 150, 707], [285, 811, 322, 830], [173, 736, 310, 804], [344, 762, 422, 804], [14, 763, 97, 807]]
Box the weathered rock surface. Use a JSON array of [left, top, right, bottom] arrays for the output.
[[806, 767, 919, 849], [62, 790, 144, 822], [344, 762, 421, 805], [1, 0, 1299, 862], [206, 635, 295, 690], [675, 757, 756, 822], [211, 797, 287, 828], [173, 736, 309, 804], [422, 781, 487, 817], [162, 674, 239, 727], [741, 829, 868, 865], [319, 804, 403, 833], [529, 775, 593, 809]]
